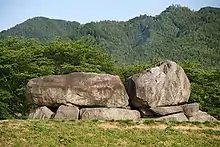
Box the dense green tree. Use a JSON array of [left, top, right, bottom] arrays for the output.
[[180, 61, 220, 119]]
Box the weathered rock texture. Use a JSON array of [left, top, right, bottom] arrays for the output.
[[150, 106, 183, 116], [28, 106, 54, 119], [155, 113, 188, 122], [80, 108, 141, 120], [182, 103, 199, 117], [26, 72, 129, 108], [126, 60, 190, 115], [54, 105, 79, 120], [189, 111, 219, 122]]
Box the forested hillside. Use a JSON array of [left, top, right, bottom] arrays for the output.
[[0, 5, 219, 66], [0, 17, 81, 42]]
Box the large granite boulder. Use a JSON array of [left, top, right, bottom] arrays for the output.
[[54, 105, 79, 120], [28, 106, 54, 119], [155, 113, 188, 122], [26, 72, 129, 108], [126, 60, 190, 111], [80, 108, 141, 120]]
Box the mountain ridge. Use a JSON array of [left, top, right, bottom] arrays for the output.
[[0, 5, 220, 66]]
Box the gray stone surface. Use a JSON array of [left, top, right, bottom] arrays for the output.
[[150, 106, 183, 116], [155, 113, 188, 122], [126, 60, 191, 110], [26, 72, 129, 108], [28, 106, 54, 119], [80, 108, 141, 120], [54, 105, 79, 120], [189, 111, 219, 122], [182, 103, 199, 117]]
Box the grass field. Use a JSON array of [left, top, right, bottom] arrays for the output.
[[0, 119, 219, 147]]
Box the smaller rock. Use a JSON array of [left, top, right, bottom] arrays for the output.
[[189, 111, 219, 122], [129, 97, 155, 117], [182, 103, 199, 117], [155, 113, 188, 122], [124, 106, 131, 110], [65, 103, 75, 106], [28, 106, 54, 119], [150, 106, 183, 116], [54, 105, 79, 120], [80, 108, 141, 120], [139, 108, 155, 117]]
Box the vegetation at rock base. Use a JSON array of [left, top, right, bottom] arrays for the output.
[[0, 120, 219, 146]]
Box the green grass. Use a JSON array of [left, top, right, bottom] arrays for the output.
[[0, 119, 219, 147]]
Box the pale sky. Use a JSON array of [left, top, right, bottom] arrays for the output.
[[0, 0, 220, 31]]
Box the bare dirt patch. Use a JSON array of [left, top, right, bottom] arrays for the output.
[[98, 122, 121, 129], [98, 122, 220, 131], [98, 123, 168, 130], [115, 139, 128, 146], [173, 125, 220, 131], [125, 124, 167, 130], [0, 120, 26, 129]]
